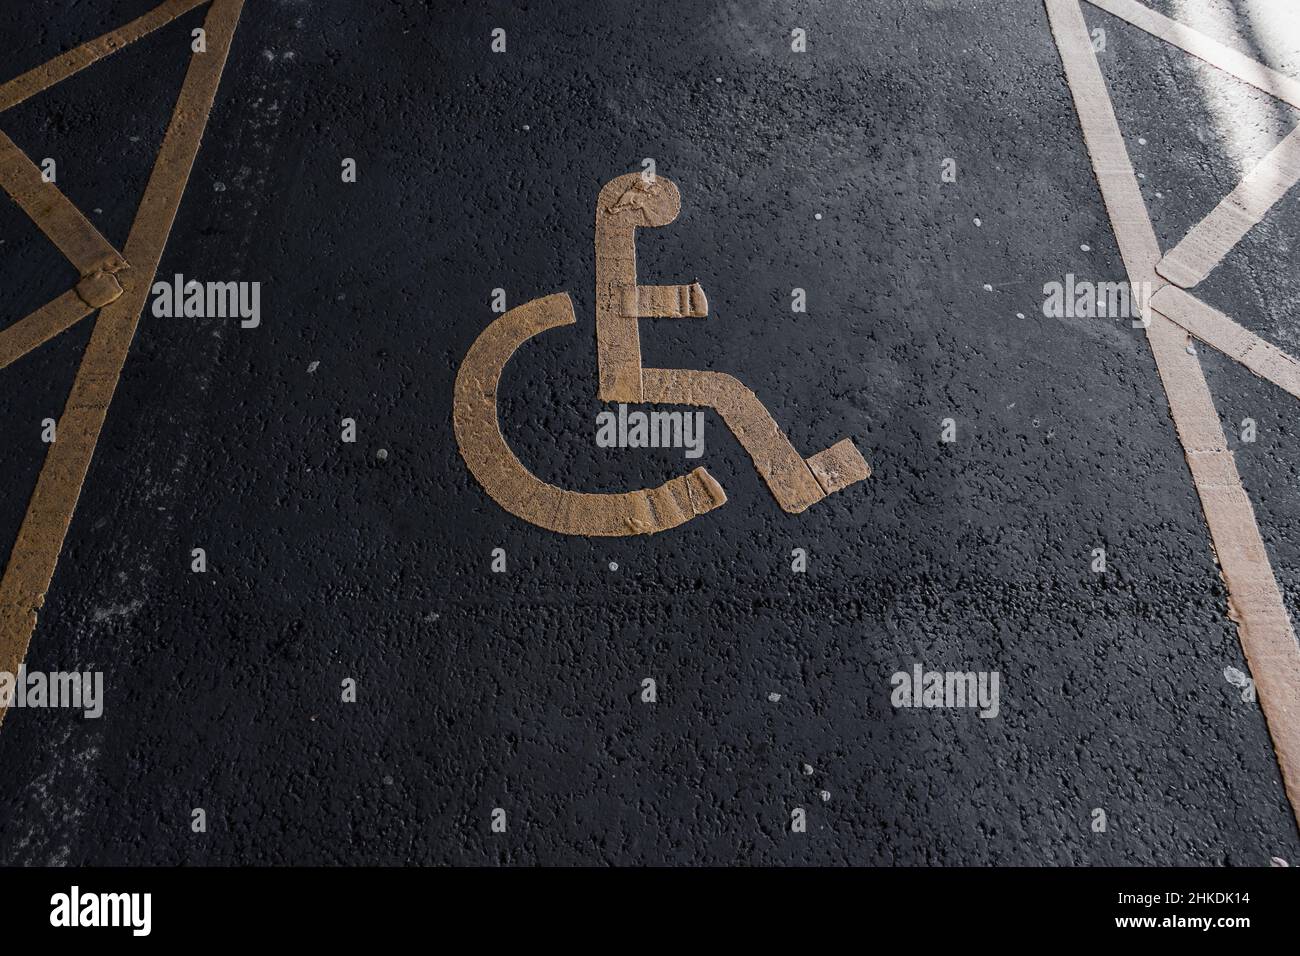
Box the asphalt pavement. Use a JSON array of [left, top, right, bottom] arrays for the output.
[[0, 0, 1297, 865]]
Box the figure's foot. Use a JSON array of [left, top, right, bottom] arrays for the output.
[[807, 439, 872, 496]]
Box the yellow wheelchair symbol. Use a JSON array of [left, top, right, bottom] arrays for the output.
[[454, 173, 871, 536]]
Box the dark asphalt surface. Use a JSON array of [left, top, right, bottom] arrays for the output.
[[1, 0, 1298, 864]]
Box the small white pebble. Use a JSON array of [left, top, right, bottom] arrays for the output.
[[819, 790, 831, 802], [814, 212, 822, 220], [1186, 343, 1196, 355], [1138, 137, 1147, 145], [376, 448, 388, 460], [768, 692, 782, 703], [801, 763, 814, 775], [973, 217, 982, 227], [1016, 312, 1025, 319], [1155, 192, 1163, 198], [608, 561, 618, 571], [983, 283, 994, 292], [715, 77, 722, 84], [1080, 243, 1091, 251], [307, 361, 319, 373], [522, 124, 530, 131], [1271, 856, 1290, 867]]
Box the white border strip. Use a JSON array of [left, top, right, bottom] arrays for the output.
[[1158, 126, 1300, 288], [1086, 0, 1300, 109], [1153, 286, 1300, 400], [1048, 0, 1300, 830]]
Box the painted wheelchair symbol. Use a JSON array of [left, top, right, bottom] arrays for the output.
[[454, 173, 871, 536]]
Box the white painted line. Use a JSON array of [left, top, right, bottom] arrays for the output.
[[1086, 0, 1300, 110], [1153, 286, 1300, 401], [1048, 0, 1300, 829], [1158, 125, 1300, 288]]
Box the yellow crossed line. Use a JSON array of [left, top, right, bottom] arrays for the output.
[[0, 0, 245, 726], [0, 0, 210, 114]]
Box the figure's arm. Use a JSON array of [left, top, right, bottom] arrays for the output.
[[626, 282, 708, 319]]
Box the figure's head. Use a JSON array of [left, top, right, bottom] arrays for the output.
[[597, 172, 681, 228]]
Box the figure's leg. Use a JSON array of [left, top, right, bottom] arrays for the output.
[[642, 368, 870, 514]]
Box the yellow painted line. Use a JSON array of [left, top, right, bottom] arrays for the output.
[[0, 0, 245, 725], [0, 129, 127, 277], [1048, 0, 1300, 830], [1157, 125, 1300, 288], [1086, 0, 1300, 110], [0, 290, 95, 370], [0, 0, 210, 114]]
